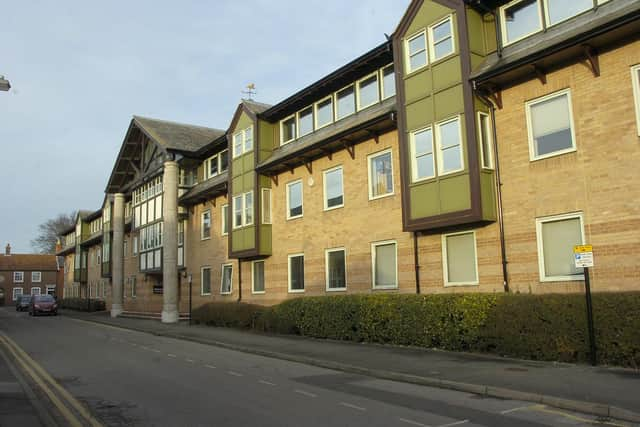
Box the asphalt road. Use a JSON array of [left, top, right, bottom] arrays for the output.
[[0, 307, 630, 427]]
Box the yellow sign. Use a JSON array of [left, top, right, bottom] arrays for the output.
[[574, 245, 593, 253]]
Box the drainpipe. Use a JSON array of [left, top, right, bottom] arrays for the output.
[[413, 232, 421, 294], [237, 260, 242, 302], [472, 1, 502, 58], [476, 89, 510, 293]]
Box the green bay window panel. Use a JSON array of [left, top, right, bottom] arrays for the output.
[[546, 0, 592, 25], [336, 85, 355, 119], [382, 65, 396, 99], [324, 167, 343, 209], [445, 232, 477, 284], [541, 217, 583, 278], [529, 92, 574, 157], [298, 106, 314, 137], [316, 97, 333, 128], [221, 264, 233, 294], [289, 255, 304, 291], [358, 74, 379, 109], [411, 128, 435, 181], [407, 32, 427, 72], [438, 118, 463, 174], [327, 250, 346, 290], [431, 17, 454, 60], [201, 267, 211, 295], [370, 151, 393, 197], [374, 243, 397, 288], [262, 189, 272, 224], [502, 0, 542, 44], [253, 261, 265, 293]]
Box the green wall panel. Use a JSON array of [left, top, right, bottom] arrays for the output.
[[406, 96, 434, 131], [480, 171, 497, 221], [260, 225, 272, 255], [410, 183, 440, 219], [432, 57, 462, 91], [406, 1, 453, 36], [405, 71, 432, 104], [434, 85, 464, 120], [440, 174, 471, 213]]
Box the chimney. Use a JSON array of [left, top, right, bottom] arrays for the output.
[[5, 243, 10, 256]]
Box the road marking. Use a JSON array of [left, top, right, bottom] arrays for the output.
[[151, 349, 161, 353], [294, 389, 317, 398], [500, 404, 540, 415], [204, 364, 217, 369], [531, 405, 627, 427], [399, 418, 431, 427], [139, 346, 149, 351], [339, 402, 366, 411], [167, 354, 177, 358], [259, 380, 276, 386], [185, 359, 195, 363], [436, 421, 468, 427], [130, 343, 138, 347], [227, 371, 243, 377]]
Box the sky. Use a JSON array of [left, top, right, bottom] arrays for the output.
[[0, 0, 410, 253]]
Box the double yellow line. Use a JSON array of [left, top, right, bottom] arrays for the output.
[[0, 331, 102, 427]]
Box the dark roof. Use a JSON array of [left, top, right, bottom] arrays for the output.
[[59, 210, 92, 236], [242, 100, 272, 115], [84, 209, 102, 222], [179, 173, 228, 205], [471, 0, 640, 85], [132, 116, 226, 153], [0, 254, 59, 271]]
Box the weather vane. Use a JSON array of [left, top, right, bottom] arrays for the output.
[[242, 83, 256, 100]]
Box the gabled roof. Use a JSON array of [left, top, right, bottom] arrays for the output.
[[59, 210, 92, 236], [132, 116, 226, 153], [0, 254, 59, 272], [242, 100, 272, 116]]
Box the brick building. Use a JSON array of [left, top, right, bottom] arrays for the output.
[[58, 0, 640, 321]]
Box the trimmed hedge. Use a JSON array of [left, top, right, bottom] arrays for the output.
[[193, 293, 640, 368], [59, 298, 106, 312]]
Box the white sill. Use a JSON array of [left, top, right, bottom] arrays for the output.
[[287, 214, 303, 221], [502, 28, 543, 47], [438, 167, 465, 177], [326, 287, 347, 292], [540, 275, 585, 282], [369, 191, 394, 201], [201, 237, 211, 241], [373, 285, 398, 290], [411, 175, 436, 185], [252, 290, 266, 295], [324, 204, 344, 212], [288, 289, 305, 294], [315, 120, 333, 131], [530, 147, 577, 162], [201, 292, 212, 296], [444, 282, 479, 287], [336, 111, 355, 121], [220, 291, 232, 296], [405, 62, 429, 77], [357, 100, 379, 112], [280, 138, 295, 146]]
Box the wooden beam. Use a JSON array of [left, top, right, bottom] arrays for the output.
[[128, 160, 141, 175], [303, 159, 313, 174], [485, 85, 503, 110], [342, 139, 355, 160], [284, 163, 296, 174], [583, 44, 600, 77], [321, 149, 333, 161], [367, 130, 380, 144], [270, 174, 279, 186], [531, 64, 547, 85]]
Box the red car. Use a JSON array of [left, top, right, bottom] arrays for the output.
[[29, 295, 58, 316]]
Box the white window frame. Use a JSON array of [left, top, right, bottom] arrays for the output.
[[477, 112, 494, 170], [251, 260, 265, 295], [201, 266, 212, 296], [404, 29, 428, 74], [220, 263, 233, 295], [280, 114, 297, 145], [286, 179, 304, 220], [335, 83, 356, 121], [133, 236, 138, 256], [232, 130, 243, 158], [13, 271, 24, 283], [543, 0, 593, 27], [325, 247, 347, 292], [31, 271, 42, 283], [435, 116, 465, 176], [525, 89, 577, 161], [297, 106, 314, 138], [287, 253, 305, 293], [201, 209, 211, 240], [261, 188, 272, 225], [428, 15, 455, 63], [243, 126, 254, 153], [12, 287, 23, 301], [499, 0, 543, 46], [221, 204, 229, 236], [380, 64, 396, 100], [323, 166, 344, 211], [410, 127, 436, 183], [371, 240, 398, 289], [367, 148, 394, 200], [46, 285, 56, 296], [442, 230, 479, 287], [244, 191, 254, 227], [356, 71, 380, 111], [631, 64, 640, 136], [30, 287, 41, 296], [536, 212, 586, 282], [314, 95, 334, 130]]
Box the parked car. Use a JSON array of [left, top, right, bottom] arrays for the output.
[[29, 294, 58, 316], [15, 295, 32, 311]]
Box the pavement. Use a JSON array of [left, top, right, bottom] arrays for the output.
[[61, 310, 640, 423]]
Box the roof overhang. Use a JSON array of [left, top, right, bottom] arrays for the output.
[[179, 173, 228, 206]]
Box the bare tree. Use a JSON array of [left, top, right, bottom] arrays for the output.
[[31, 211, 77, 254]]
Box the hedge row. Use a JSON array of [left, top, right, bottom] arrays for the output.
[[192, 293, 640, 368], [59, 298, 106, 312]]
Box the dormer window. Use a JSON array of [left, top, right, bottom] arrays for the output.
[[232, 126, 253, 158], [297, 106, 314, 137], [315, 96, 334, 129], [204, 149, 229, 180], [281, 115, 296, 145], [357, 73, 379, 110], [336, 85, 356, 120], [500, 0, 542, 45], [545, 0, 592, 26]]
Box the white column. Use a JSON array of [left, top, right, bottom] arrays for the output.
[[162, 160, 179, 323], [111, 193, 125, 317]]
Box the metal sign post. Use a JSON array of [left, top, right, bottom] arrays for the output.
[[574, 245, 596, 366], [188, 274, 193, 326]]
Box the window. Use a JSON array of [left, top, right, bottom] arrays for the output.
[[405, 31, 427, 73], [372, 241, 397, 289], [357, 73, 379, 110], [13, 272, 24, 283], [436, 116, 464, 175], [262, 188, 272, 224], [298, 106, 314, 137], [429, 16, 454, 62], [478, 112, 494, 169], [219, 149, 229, 173], [442, 231, 478, 286], [233, 126, 253, 158], [12, 287, 23, 301], [288, 254, 305, 293], [368, 149, 394, 199], [281, 115, 296, 145], [252, 261, 265, 294], [526, 90, 576, 160], [323, 166, 344, 210], [201, 210, 211, 239], [201, 267, 211, 295], [233, 196, 243, 229], [336, 85, 355, 120], [131, 277, 137, 298], [410, 127, 435, 182], [133, 236, 138, 256], [97, 253, 101, 265], [221, 204, 229, 235], [500, 0, 542, 45], [545, 0, 592, 26], [245, 191, 254, 226], [325, 248, 346, 291], [632, 65, 640, 136], [46, 285, 56, 296], [31, 272, 41, 283], [232, 130, 243, 158], [536, 213, 585, 281], [315, 96, 334, 129], [221, 264, 233, 294], [286, 180, 303, 219], [203, 150, 229, 180], [244, 126, 253, 152], [381, 65, 396, 99], [31, 287, 41, 296]]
